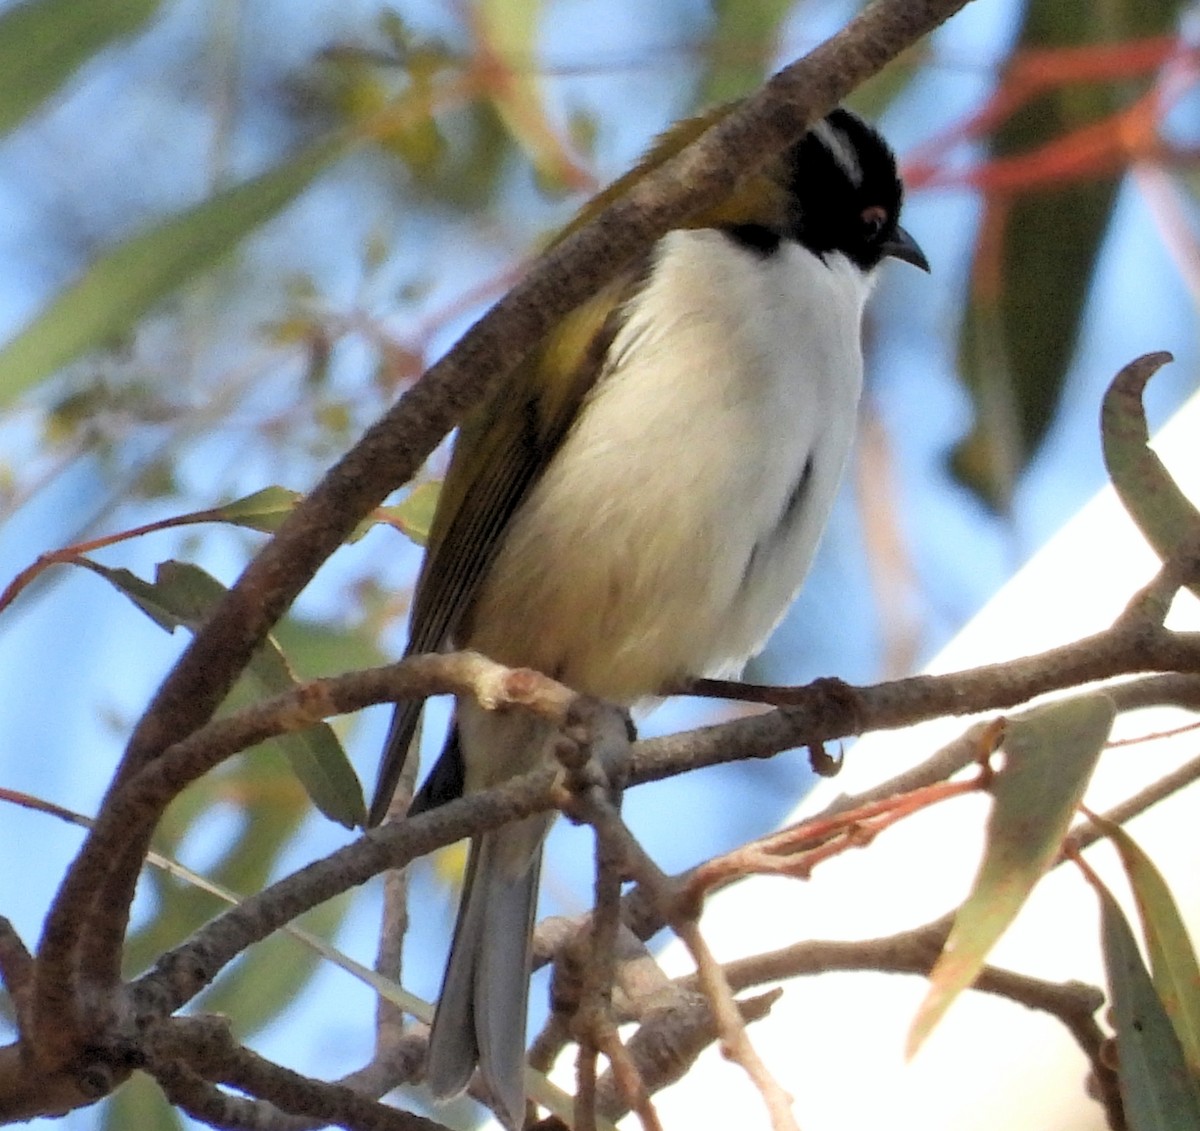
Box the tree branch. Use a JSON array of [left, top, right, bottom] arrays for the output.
[[31, 0, 979, 1084]]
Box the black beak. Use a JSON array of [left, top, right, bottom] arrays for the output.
[[883, 225, 930, 273]]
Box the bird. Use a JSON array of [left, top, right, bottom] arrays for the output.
[[370, 105, 929, 1129]]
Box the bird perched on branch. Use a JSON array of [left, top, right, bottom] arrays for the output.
[[370, 105, 928, 1129]]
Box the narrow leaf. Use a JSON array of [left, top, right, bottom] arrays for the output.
[[0, 0, 161, 137], [0, 134, 348, 406], [1093, 814, 1200, 1077], [908, 694, 1115, 1054], [1101, 351, 1200, 602], [953, 0, 1179, 509], [81, 558, 365, 828], [200, 896, 350, 1038], [1095, 875, 1200, 1129]]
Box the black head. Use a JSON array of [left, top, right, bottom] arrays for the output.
[[782, 108, 928, 273]]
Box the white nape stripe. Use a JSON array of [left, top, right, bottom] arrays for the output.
[[811, 119, 862, 187]]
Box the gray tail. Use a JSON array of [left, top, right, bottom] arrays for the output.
[[426, 826, 543, 1130]]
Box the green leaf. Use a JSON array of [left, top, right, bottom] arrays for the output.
[[699, 0, 793, 104], [1096, 875, 1200, 1129], [1094, 814, 1200, 1077], [209, 485, 304, 534], [0, 0, 162, 137], [370, 480, 440, 546], [103, 1069, 182, 1131], [200, 896, 351, 1039], [1101, 351, 1200, 602], [908, 694, 1115, 1054], [134, 793, 607, 1130], [124, 747, 315, 978], [80, 559, 365, 828], [953, 0, 1180, 510], [272, 615, 389, 680], [0, 134, 349, 406]]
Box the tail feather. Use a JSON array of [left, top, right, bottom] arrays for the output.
[[426, 824, 545, 1130]]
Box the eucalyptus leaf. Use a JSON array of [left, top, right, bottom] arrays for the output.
[[1101, 351, 1200, 602], [477, 0, 590, 192], [699, 0, 794, 104], [210, 486, 304, 534], [953, 0, 1180, 509], [908, 694, 1114, 1054], [1094, 813, 1200, 1077], [1097, 878, 1200, 1129]]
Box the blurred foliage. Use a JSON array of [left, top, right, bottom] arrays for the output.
[[0, 0, 1198, 1124], [0, 0, 163, 135], [954, 0, 1183, 510]]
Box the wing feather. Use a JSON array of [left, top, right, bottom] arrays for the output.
[[368, 267, 643, 823]]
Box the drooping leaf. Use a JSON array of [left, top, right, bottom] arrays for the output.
[[908, 694, 1115, 1054], [0, 134, 349, 406], [954, 0, 1180, 510], [1093, 813, 1200, 1077], [0, 0, 162, 137], [1101, 351, 1200, 603], [79, 559, 365, 828], [272, 616, 390, 683], [126, 827, 595, 1128], [1094, 874, 1200, 1129]]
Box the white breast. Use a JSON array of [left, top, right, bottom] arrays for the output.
[[468, 227, 871, 703]]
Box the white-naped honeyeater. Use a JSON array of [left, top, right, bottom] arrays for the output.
[[369, 105, 929, 1129]]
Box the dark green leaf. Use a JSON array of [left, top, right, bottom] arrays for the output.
[[1095, 814, 1200, 1077], [1097, 877, 1200, 1129], [954, 0, 1180, 509], [1101, 352, 1200, 602]]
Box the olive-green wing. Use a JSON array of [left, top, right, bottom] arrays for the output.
[[368, 270, 639, 824]]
